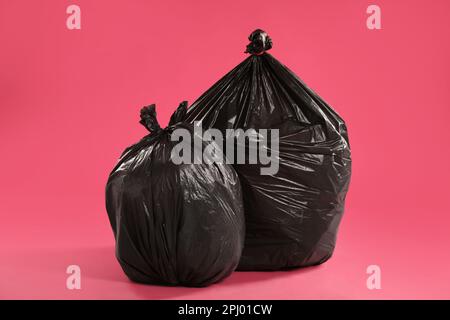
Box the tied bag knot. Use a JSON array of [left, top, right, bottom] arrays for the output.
[[245, 29, 273, 55], [140, 101, 188, 134]]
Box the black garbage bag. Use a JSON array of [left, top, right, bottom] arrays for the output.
[[185, 30, 352, 270], [105, 102, 245, 286]]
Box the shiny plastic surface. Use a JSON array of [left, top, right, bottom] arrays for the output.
[[106, 102, 245, 286], [185, 30, 352, 270]]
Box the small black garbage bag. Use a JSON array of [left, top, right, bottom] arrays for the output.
[[185, 30, 352, 270], [105, 102, 245, 286]]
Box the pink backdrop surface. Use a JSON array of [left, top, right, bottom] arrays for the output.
[[1, 0, 450, 299]]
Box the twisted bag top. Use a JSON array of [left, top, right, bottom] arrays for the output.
[[186, 30, 352, 270]]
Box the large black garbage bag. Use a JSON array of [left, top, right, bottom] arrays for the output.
[[105, 102, 245, 286], [185, 30, 352, 270]]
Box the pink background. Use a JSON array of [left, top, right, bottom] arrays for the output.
[[1, 0, 450, 299]]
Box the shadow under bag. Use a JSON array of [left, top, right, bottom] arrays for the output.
[[185, 30, 352, 270]]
